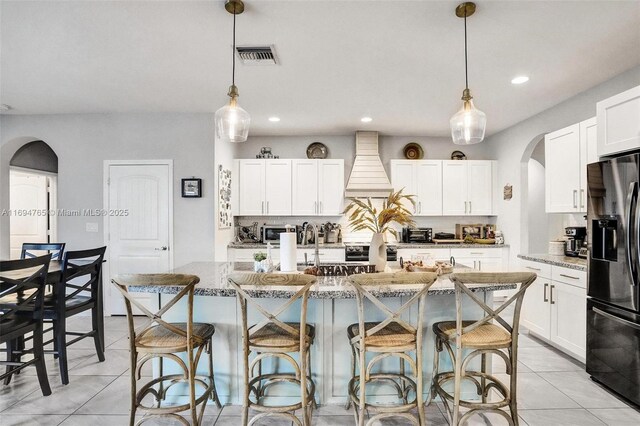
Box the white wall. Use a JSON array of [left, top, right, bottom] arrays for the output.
[[485, 65, 640, 265], [0, 113, 216, 267]]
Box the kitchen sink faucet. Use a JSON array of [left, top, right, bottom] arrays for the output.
[[303, 222, 320, 267]]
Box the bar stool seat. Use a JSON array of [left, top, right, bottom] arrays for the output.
[[136, 322, 216, 352], [347, 322, 416, 348], [249, 322, 315, 349], [434, 321, 512, 349]]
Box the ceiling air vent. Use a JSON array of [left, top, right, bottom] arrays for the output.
[[235, 45, 278, 65]]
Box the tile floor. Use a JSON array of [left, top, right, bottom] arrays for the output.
[[1, 316, 639, 425]]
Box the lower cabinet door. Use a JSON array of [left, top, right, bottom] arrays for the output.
[[550, 281, 587, 361], [521, 276, 551, 339]]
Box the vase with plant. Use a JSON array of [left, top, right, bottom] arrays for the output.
[[253, 252, 267, 272], [343, 189, 416, 271]]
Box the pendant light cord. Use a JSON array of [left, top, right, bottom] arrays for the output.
[[464, 10, 468, 90], [232, 9, 236, 87]]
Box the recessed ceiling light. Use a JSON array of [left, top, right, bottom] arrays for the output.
[[511, 76, 529, 85], [0, 104, 12, 111], [268, 116, 280, 122], [361, 117, 373, 123]]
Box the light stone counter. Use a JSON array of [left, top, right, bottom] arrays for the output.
[[517, 254, 587, 271]]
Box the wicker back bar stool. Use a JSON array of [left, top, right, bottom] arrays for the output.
[[112, 274, 221, 426], [431, 272, 536, 426], [346, 272, 438, 426], [228, 272, 317, 426]]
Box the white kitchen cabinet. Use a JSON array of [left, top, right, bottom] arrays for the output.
[[442, 161, 495, 216], [397, 247, 451, 262], [545, 124, 581, 213], [521, 276, 552, 339], [292, 159, 344, 216], [550, 280, 587, 362], [264, 160, 292, 216], [238, 159, 292, 216], [318, 160, 345, 215], [545, 118, 596, 213], [390, 160, 442, 216], [239, 160, 266, 216], [292, 160, 319, 215], [450, 248, 503, 271], [519, 259, 586, 362], [229, 247, 345, 263], [597, 85, 640, 157]]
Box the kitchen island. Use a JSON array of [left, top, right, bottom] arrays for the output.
[[130, 262, 517, 406]]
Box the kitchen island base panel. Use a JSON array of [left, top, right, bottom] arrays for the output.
[[157, 293, 493, 406]]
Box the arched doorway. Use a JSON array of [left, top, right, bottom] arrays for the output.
[[9, 140, 58, 259]]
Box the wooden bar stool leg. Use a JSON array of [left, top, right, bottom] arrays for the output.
[[481, 353, 487, 403], [208, 338, 222, 408], [129, 352, 138, 426], [345, 344, 356, 409]]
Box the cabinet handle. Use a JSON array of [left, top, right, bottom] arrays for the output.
[[464, 201, 468, 214], [470, 252, 484, 255], [550, 284, 555, 304], [320, 201, 323, 214], [478, 260, 481, 270], [573, 190, 578, 208], [314, 201, 317, 214], [267, 201, 269, 214], [262, 201, 264, 214], [525, 266, 541, 271], [469, 201, 472, 214], [543, 283, 549, 302], [559, 273, 580, 280], [580, 189, 585, 209]]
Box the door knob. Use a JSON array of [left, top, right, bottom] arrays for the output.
[[155, 246, 168, 251]]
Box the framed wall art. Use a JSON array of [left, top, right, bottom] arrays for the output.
[[218, 165, 232, 229], [182, 178, 202, 198]]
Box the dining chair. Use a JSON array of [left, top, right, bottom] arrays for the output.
[[228, 272, 317, 426], [21, 242, 66, 261], [1, 255, 52, 396], [43, 246, 107, 385], [346, 272, 438, 426], [430, 272, 536, 426], [112, 273, 221, 426]]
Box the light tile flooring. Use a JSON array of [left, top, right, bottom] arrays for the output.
[[1, 316, 639, 425]]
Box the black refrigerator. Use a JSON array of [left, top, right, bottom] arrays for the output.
[[586, 152, 640, 407]]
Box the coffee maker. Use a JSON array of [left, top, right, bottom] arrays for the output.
[[565, 226, 587, 257]]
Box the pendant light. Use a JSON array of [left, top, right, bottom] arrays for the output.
[[215, 0, 250, 143], [450, 2, 486, 145]]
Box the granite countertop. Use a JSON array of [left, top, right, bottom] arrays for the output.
[[518, 254, 587, 271], [228, 242, 508, 249], [128, 261, 516, 299]]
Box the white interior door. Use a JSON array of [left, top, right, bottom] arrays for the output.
[[106, 162, 172, 315], [9, 169, 49, 259]]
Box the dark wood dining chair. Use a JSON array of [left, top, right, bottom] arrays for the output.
[[21, 243, 66, 261], [1, 255, 52, 396], [45, 246, 107, 385]]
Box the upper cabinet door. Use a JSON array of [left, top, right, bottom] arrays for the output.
[[467, 161, 493, 215], [292, 160, 319, 216], [264, 159, 292, 216], [391, 160, 417, 214], [597, 85, 640, 158], [545, 124, 581, 213], [442, 161, 468, 215], [415, 161, 443, 216], [580, 117, 598, 212], [239, 160, 266, 215], [318, 159, 344, 216]]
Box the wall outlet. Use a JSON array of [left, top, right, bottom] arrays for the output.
[[86, 222, 99, 233]]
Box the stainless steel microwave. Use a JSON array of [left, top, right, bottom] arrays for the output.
[[261, 225, 296, 243]]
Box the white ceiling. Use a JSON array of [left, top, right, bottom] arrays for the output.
[[1, 0, 639, 137]]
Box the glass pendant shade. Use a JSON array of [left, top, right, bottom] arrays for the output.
[[215, 96, 250, 143], [450, 98, 486, 145]]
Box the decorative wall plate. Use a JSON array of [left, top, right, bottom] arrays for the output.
[[306, 142, 328, 159], [403, 142, 424, 160], [451, 150, 467, 160]]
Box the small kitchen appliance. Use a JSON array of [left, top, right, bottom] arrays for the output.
[[345, 245, 397, 262], [402, 227, 433, 244], [262, 225, 298, 243], [564, 226, 587, 257]]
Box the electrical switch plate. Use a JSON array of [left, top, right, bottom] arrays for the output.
[[86, 222, 99, 233]]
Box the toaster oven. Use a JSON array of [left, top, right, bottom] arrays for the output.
[[402, 227, 433, 244]]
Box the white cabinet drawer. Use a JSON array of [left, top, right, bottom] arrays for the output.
[[451, 248, 502, 258], [397, 248, 451, 260], [519, 259, 552, 279], [551, 266, 586, 288]]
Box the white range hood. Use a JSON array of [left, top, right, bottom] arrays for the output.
[[345, 131, 393, 198]]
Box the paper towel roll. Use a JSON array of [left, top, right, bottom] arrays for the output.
[[280, 232, 297, 272]]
